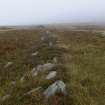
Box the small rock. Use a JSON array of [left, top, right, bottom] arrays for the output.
[[36, 63, 55, 72], [24, 87, 42, 95], [4, 62, 13, 68], [10, 81, 16, 85], [2, 94, 10, 101], [36, 64, 43, 71], [42, 63, 55, 71], [46, 30, 51, 34], [44, 80, 66, 99], [49, 42, 53, 47], [46, 71, 57, 80], [53, 57, 57, 63], [102, 31, 105, 36], [31, 67, 38, 77], [52, 34, 57, 38], [31, 51, 38, 56], [41, 36, 45, 41], [40, 31, 52, 42], [30, 63, 56, 77], [20, 76, 25, 83]]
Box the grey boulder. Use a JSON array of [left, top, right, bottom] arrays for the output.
[[43, 80, 66, 99], [46, 71, 57, 80]]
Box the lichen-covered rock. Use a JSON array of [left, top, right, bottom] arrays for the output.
[[4, 62, 13, 68], [102, 31, 105, 36], [46, 71, 57, 80], [36, 63, 55, 72], [20, 76, 25, 83], [53, 57, 57, 63], [2, 94, 10, 101], [24, 87, 42, 95], [10, 81, 16, 86], [31, 51, 38, 56], [48, 42, 53, 47], [42, 63, 55, 71], [30, 63, 55, 77], [43, 80, 66, 99], [31, 67, 38, 77], [41, 31, 50, 41], [40, 31, 57, 47], [36, 64, 43, 71]]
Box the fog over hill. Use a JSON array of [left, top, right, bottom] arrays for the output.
[[0, 0, 105, 25]]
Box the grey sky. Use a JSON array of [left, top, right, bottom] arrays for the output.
[[0, 0, 105, 25]]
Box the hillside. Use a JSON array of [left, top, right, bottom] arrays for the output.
[[0, 28, 105, 105]]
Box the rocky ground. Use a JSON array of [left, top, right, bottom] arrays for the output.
[[0, 29, 105, 105]]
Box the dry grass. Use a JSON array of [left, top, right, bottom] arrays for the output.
[[0, 29, 105, 105], [57, 31, 105, 105]]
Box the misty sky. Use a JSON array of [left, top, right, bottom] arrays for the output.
[[0, 0, 105, 25]]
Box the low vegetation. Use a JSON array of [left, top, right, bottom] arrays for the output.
[[0, 29, 105, 105]]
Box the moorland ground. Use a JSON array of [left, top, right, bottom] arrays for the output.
[[0, 28, 105, 105]]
